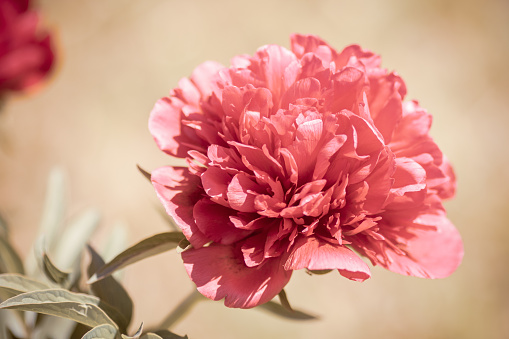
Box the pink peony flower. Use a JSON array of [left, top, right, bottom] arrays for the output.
[[0, 0, 54, 96], [149, 34, 463, 308]]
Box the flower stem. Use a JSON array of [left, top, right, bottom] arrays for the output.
[[159, 289, 205, 330]]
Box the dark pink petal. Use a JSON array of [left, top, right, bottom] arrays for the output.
[[200, 166, 231, 207], [151, 167, 209, 247], [182, 244, 292, 308], [284, 237, 371, 281], [193, 199, 253, 245]]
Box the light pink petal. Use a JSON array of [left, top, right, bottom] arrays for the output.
[[391, 157, 427, 196], [284, 237, 371, 281], [379, 214, 463, 279], [335, 44, 381, 70], [290, 34, 337, 64], [190, 61, 224, 97], [227, 173, 262, 212], [253, 44, 298, 104], [149, 97, 195, 158], [389, 100, 432, 150], [182, 244, 292, 308], [151, 167, 209, 247]]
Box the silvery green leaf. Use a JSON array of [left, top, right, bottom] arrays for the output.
[[0, 274, 52, 297], [25, 168, 67, 276], [41, 253, 71, 286], [121, 322, 143, 339], [38, 168, 67, 252], [257, 301, 318, 321], [0, 289, 118, 328], [88, 232, 185, 283], [31, 315, 77, 339], [0, 309, 27, 338], [81, 324, 120, 339], [100, 222, 129, 263], [148, 330, 188, 339], [87, 245, 132, 332], [0, 236, 24, 275], [52, 209, 100, 270], [100, 221, 129, 281]]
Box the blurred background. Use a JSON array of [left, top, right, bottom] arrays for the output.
[[0, 0, 508, 338]]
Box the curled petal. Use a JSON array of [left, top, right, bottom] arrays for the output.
[[284, 237, 371, 281]]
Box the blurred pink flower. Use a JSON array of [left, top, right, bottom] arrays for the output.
[[0, 0, 54, 96], [150, 34, 463, 308]]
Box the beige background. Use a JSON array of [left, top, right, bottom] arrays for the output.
[[1, 0, 508, 338]]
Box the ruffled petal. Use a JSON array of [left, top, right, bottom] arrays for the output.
[[151, 167, 209, 247], [182, 244, 292, 308], [284, 236, 371, 281]]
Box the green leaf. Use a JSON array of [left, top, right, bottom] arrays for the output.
[[0, 214, 7, 238], [137, 165, 151, 182], [144, 331, 188, 339], [140, 335, 163, 339], [0, 273, 52, 297], [52, 209, 100, 270], [306, 269, 333, 275], [41, 252, 71, 286], [121, 322, 143, 339], [176, 238, 191, 254], [82, 324, 120, 339], [257, 301, 318, 321], [278, 289, 292, 312], [87, 245, 132, 332], [0, 289, 118, 329], [88, 232, 185, 283], [0, 236, 24, 275]]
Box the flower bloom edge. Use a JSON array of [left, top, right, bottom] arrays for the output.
[[149, 34, 463, 308]]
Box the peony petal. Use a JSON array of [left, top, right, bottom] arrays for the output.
[[193, 198, 253, 245], [182, 244, 292, 308], [253, 44, 298, 104], [149, 97, 193, 158], [151, 167, 209, 247], [284, 237, 371, 281], [391, 157, 427, 196], [189, 61, 224, 97], [379, 214, 463, 279], [200, 166, 231, 207], [227, 173, 263, 212]]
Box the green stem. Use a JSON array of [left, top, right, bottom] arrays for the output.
[[159, 289, 204, 330]]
